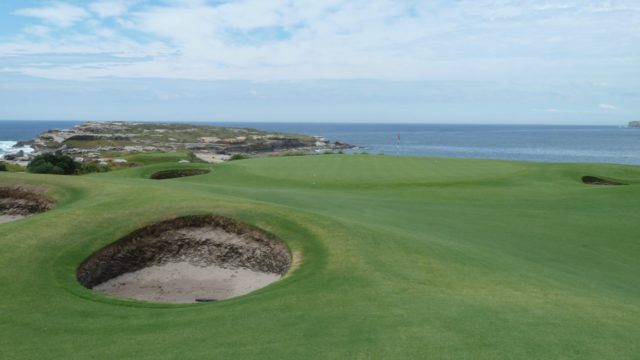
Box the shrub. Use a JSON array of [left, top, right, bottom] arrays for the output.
[[281, 151, 305, 157], [0, 162, 7, 171], [78, 162, 110, 175], [27, 153, 80, 175], [229, 154, 249, 161]]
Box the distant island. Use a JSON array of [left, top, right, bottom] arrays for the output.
[[3, 121, 353, 166], [629, 121, 640, 128]]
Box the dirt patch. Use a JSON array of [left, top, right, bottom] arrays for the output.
[[150, 168, 210, 180], [77, 215, 291, 303], [0, 187, 53, 224], [581, 176, 626, 186]]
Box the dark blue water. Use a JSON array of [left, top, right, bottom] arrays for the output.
[[1, 121, 639, 165], [216, 123, 640, 165], [0, 121, 82, 141]]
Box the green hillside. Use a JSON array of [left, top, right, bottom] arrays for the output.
[[1, 155, 639, 359]]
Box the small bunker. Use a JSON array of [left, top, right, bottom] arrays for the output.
[[150, 169, 210, 180], [0, 187, 53, 224], [581, 176, 626, 186], [77, 215, 291, 304]]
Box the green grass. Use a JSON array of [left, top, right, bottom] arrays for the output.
[[1, 155, 639, 359], [1, 163, 26, 172], [120, 151, 194, 165]]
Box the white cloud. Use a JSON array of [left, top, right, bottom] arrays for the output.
[[23, 25, 52, 38], [599, 103, 617, 110], [14, 2, 89, 27], [89, 0, 132, 18], [2, 0, 640, 84]]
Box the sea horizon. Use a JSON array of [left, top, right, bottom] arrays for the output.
[[1, 120, 639, 166], [0, 119, 632, 126]]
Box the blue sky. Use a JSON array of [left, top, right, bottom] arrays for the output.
[[0, 0, 638, 124]]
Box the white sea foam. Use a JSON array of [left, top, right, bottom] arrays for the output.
[[0, 141, 33, 156]]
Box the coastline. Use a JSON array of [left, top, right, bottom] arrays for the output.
[[2, 121, 640, 166], [0, 141, 34, 156]]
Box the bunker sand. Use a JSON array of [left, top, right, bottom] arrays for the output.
[[77, 215, 291, 304], [93, 262, 281, 303]]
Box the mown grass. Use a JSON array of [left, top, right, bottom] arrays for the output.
[[0, 155, 639, 359]]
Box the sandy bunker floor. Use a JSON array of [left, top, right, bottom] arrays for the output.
[[77, 216, 291, 304], [93, 262, 281, 303]]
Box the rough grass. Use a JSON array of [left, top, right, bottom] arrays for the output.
[[0, 155, 639, 359], [3, 163, 26, 172], [63, 139, 135, 149], [121, 151, 193, 165]]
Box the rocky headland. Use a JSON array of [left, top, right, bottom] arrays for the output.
[[2, 121, 353, 166]]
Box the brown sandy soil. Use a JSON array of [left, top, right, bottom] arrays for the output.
[[77, 215, 291, 304]]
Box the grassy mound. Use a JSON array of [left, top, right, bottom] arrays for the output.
[[1, 155, 639, 359]]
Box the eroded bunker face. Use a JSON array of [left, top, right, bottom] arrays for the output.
[[581, 176, 626, 186], [0, 187, 53, 224], [150, 169, 210, 180], [77, 215, 291, 304]]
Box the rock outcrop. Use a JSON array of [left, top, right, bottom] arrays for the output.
[[18, 121, 353, 165]]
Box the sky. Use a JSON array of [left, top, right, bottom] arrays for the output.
[[0, 0, 638, 124]]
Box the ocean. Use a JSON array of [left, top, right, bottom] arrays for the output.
[[1, 120, 639, 165]]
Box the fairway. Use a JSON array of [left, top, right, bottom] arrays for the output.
[[1, 155, 639, 359]]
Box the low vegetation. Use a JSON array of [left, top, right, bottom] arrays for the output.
[[228, 153, 249, 161], [27, 153, 80, 175], [26, 153, 110, 175], [77, 162, 111, 175]]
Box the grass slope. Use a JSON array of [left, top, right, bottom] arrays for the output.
[[1, 155, 639, 359]]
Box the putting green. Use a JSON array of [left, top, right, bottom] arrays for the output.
[[1, 155, 639, 359]]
